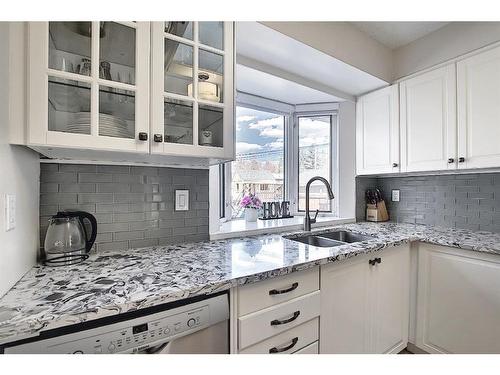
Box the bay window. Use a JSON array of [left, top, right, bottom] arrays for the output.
[[220, 98, 338, 221], [297, 114, 333, 212], [231, 106, 286, 218]]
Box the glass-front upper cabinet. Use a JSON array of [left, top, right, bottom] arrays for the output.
[[28, 22, 150, 152], [151, 22, 234, 159]]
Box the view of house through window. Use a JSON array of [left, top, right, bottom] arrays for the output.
[[298, 115, 332, 212], [231, 106, 285, 218]]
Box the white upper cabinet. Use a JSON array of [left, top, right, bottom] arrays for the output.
[[28, 22, 151, 153], [457, 45, 500, 169], [356, 85, 399, 175], [399, 65, 457, 172], [22, 22, 234, 166], [150, 22, 234, 161]]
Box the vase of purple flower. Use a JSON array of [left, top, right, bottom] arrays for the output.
[[240, 193, 262, 222]]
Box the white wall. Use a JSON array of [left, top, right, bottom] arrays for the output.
[[394, 22, 500, 79], [261, 22, 394, 83], [337, 101, 356, 219], [0, 23, 39, 297]]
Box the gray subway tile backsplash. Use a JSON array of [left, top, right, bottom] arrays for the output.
[[356, 172, 500, 233], [39, 164, 210, 252]]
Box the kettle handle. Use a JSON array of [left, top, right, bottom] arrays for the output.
[[75, 211, 98, 252]]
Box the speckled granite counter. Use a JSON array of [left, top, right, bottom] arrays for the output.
[[1, 222, 500, 345]]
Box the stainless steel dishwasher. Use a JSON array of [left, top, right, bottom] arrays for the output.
[[3, 292, 229, 354]]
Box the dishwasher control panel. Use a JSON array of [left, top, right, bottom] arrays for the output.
[[5, 304, 210, 354]]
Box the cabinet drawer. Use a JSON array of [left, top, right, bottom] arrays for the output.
[[238, 268, 319, 316], [293, 341, 319, 354], [239, 318, 318, 354], [238, 291, 320, 349]]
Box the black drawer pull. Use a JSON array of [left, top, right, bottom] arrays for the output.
[[153, 134, 163, 143], [369, 257, 382, 266], [138, 132, 148, 141], [270, 311, 300, 326], [269, 337, 299, 353], [269, 282, 299, 295], [459, 157, 465, 163]]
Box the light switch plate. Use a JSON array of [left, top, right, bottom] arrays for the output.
[[175, 190, 189, 211], [5, 194, 16, 231], [391, 189, 400, 202]]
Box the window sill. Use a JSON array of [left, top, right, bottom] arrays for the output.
[[210, 216, 356, 241]]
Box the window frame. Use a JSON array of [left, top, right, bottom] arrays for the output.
[[218, 96, 339, 222], [291, 110, 339, 216]]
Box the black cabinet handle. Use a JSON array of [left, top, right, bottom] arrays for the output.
[[269, 282, 299, 295], [153, 134, 163, 143], [369, 258, 382, 266], [269, 337, 299, 353], [459, 157, 465, 163], [448, 158, 455, 163], [270, 311, 300, 326], [138, 132, 148, 141], [392, 163, 398, 168]]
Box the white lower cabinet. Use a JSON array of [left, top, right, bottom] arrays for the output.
[[320, 244, 410, 354], [415, 243, 500, 353], [234, 269, 321, 354], [239, 318, 319, 354], [238, 291, 320, 349], [293, 341, 319, 354], [233, 241, 500, 354]]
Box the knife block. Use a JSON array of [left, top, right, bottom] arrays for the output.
[[366, 201, 389, 222]]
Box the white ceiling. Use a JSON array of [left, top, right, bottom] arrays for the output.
[[236, 22, 388, 101], [351, 22, 450, 49], [236, 64, 343, 105]]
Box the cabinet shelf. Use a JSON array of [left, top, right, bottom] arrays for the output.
[[48, 79, 135, 122]]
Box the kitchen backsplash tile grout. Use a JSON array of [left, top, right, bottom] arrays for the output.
[[39, 164, 209, 252], [356, 173, 500, 233]]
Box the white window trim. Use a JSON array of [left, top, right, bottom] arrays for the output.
[[291, 109, 339, 217], [222, 96, 292, 221]]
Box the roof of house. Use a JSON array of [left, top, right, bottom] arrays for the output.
[[233, 170, 278, 183]]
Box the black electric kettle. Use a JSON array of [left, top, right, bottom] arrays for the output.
[[43, 211, 97, 266]]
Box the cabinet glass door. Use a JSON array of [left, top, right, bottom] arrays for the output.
[[153, 21, 232, 155], [32, 21, 149, 152], [48, 22, 93, 135], [97, 22, 136, 139]]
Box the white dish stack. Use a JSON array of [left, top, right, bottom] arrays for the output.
[[65, 112, 133, 138]]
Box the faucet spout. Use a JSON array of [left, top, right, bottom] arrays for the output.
[[304, 176, 335, 231]]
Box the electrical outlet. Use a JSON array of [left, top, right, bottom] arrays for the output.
[[391, 189, 400, 202], [175, 190, 189, 211], [5, 194, 16, 231]]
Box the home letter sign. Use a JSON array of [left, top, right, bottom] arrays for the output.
[[260, 201, 293, 220]]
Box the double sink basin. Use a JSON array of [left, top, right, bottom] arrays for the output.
[[284, 230, 376, 248]]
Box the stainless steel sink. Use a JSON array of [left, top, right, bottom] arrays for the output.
[[317, 230, 375, 243], [284, 230, 376, 248], [287, 235, 346, 248]]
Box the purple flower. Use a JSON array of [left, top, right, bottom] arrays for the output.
[[240, 193, 263, 209]]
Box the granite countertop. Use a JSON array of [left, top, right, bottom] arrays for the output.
[[1, 221, 500, 345]]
